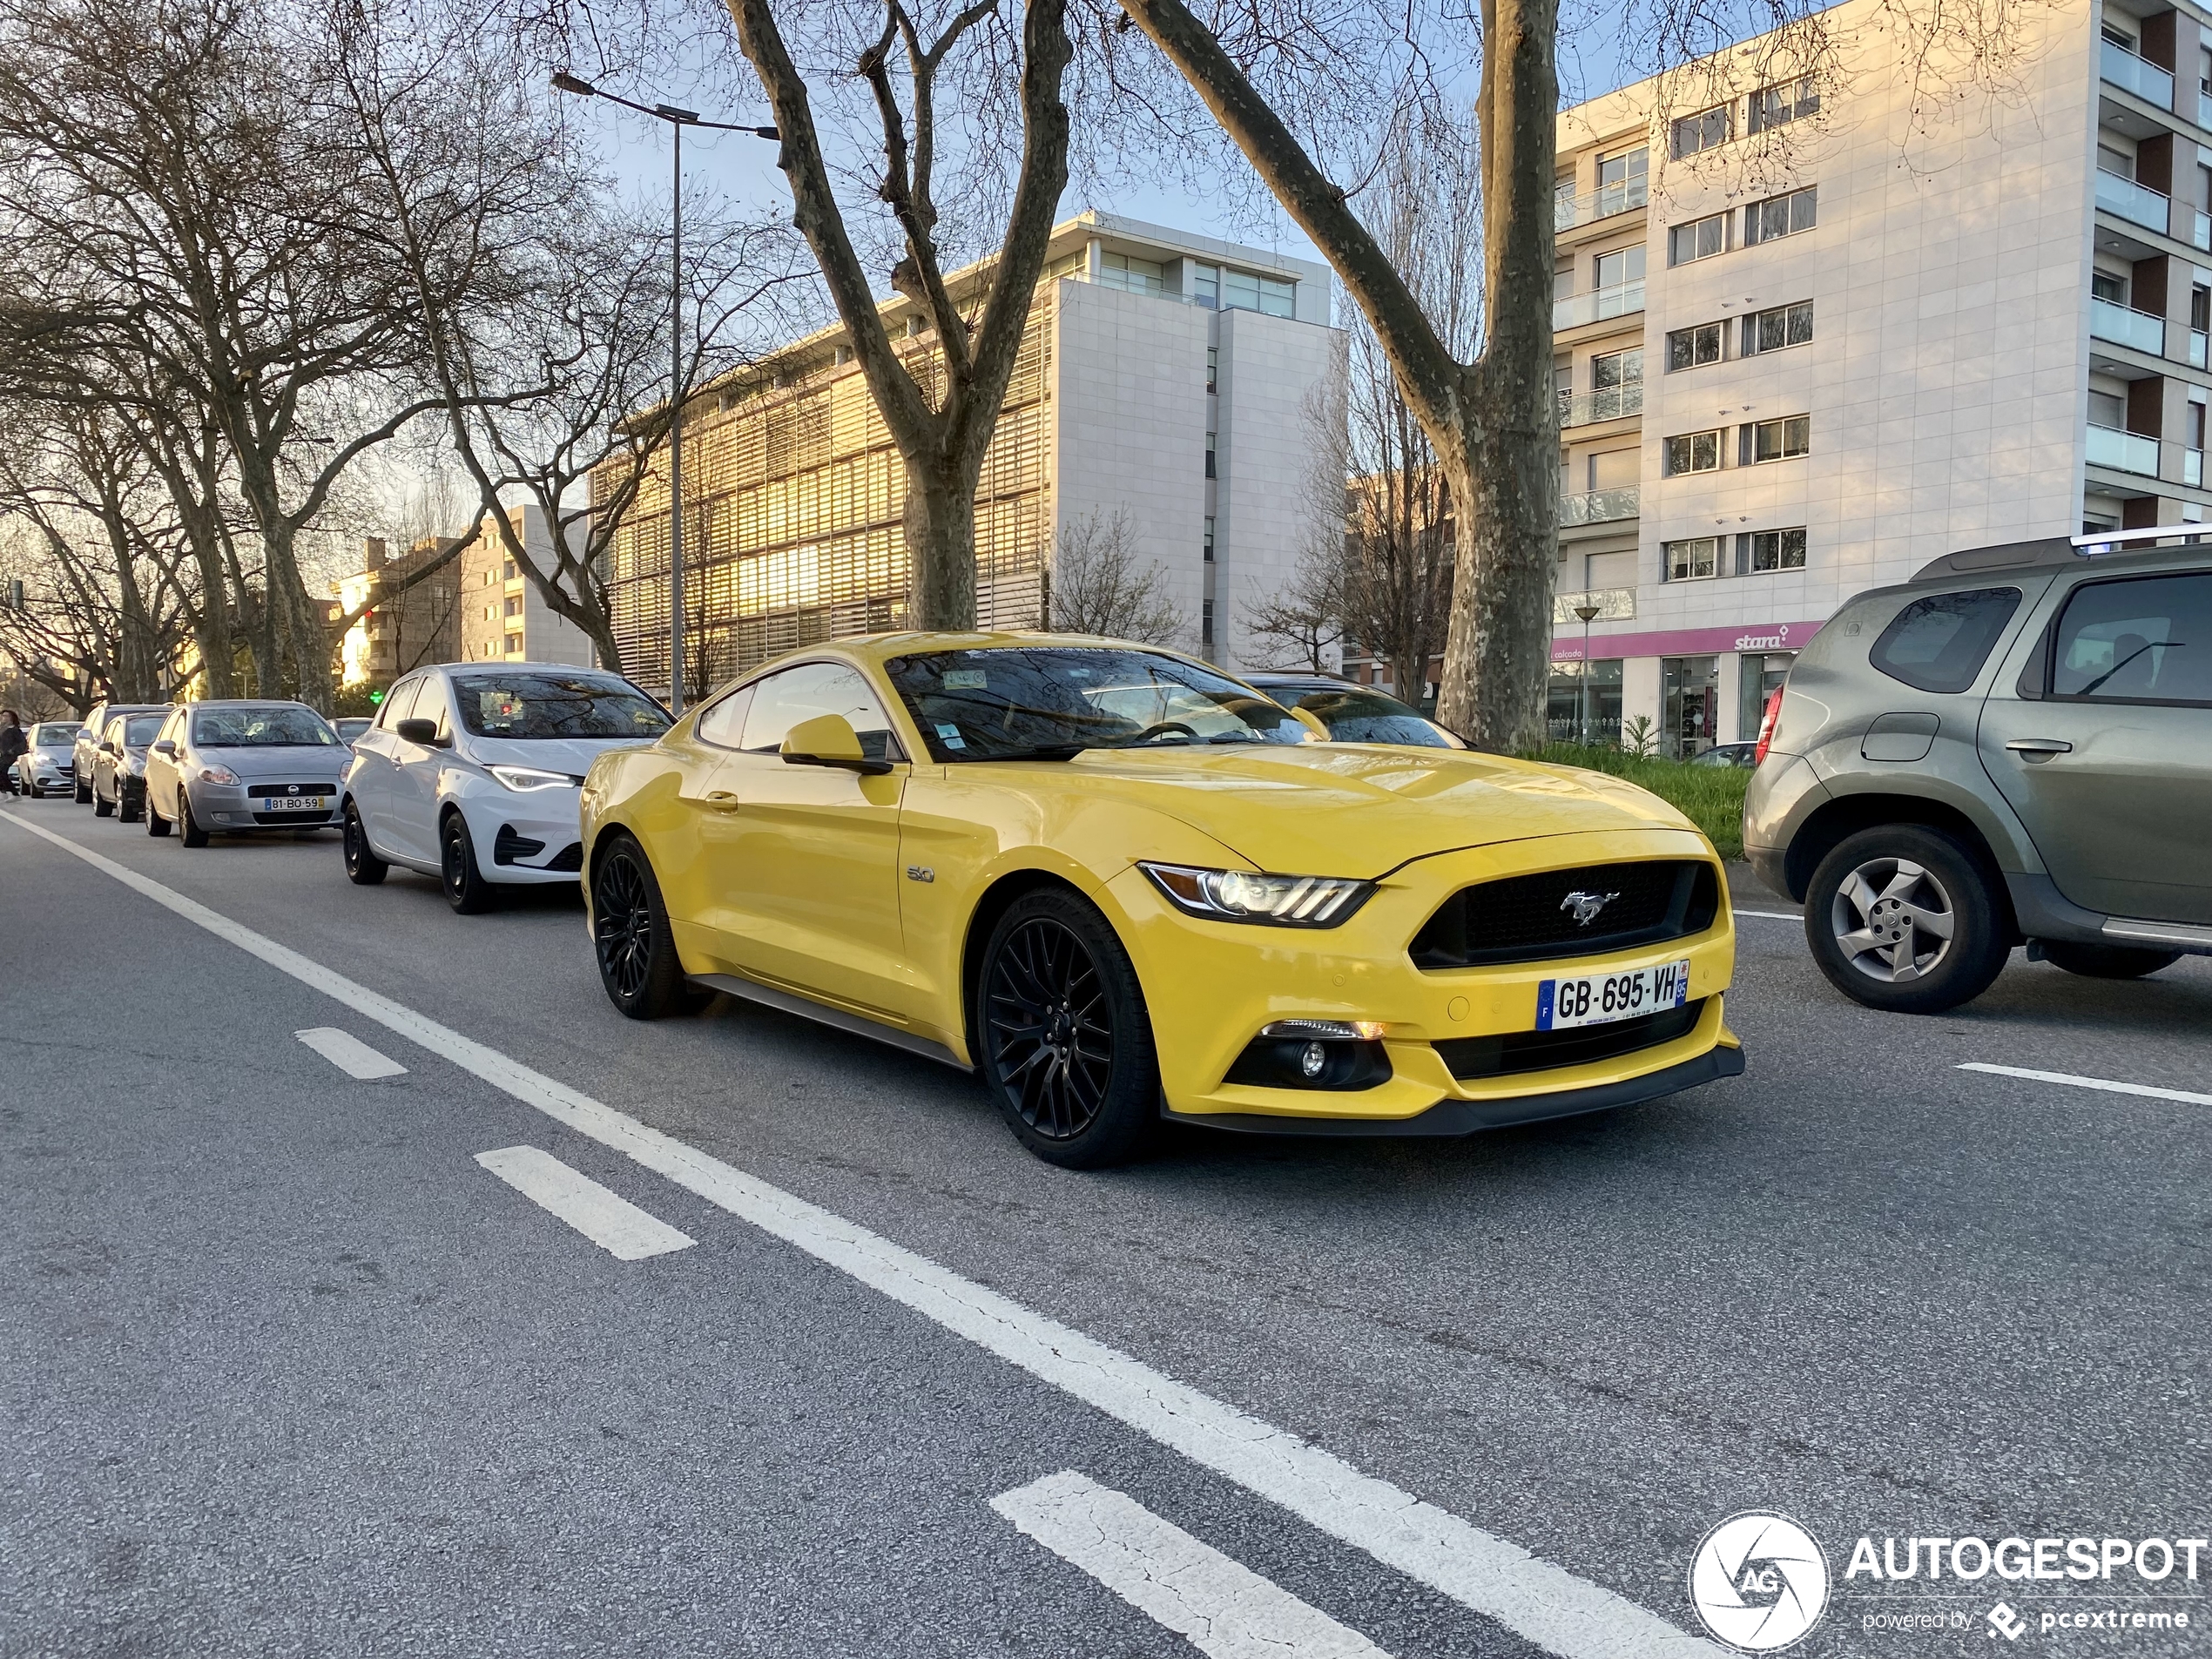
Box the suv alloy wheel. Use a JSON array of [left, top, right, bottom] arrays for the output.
[[1804, 825, 2011, 1013]]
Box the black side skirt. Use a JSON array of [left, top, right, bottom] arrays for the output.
[[1162, 1042, 1746, 1138]]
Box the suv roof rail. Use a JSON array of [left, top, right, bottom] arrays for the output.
[[1912, 525, 2212, 583], [2068, 523, 2212, 553]]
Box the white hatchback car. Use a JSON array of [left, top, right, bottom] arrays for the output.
[[341, 663, 671, 912]]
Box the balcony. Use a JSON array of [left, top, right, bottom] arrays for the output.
[[1559, 383, 1645, 428], [1555, 175, 1649, 232], [2086, 421, 2161, 475], [1553, 587, 1637, 624], [2091, 297, 2167, 354], [2102, 38, 2174, 109], [1561, 486, 1640, 526], [1553, 280, 1645, 331], [2096, 169, 2172, 236]]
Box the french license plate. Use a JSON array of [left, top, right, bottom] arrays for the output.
[[263, 795, 327, 813], [1535, 960, 1689, 1031]]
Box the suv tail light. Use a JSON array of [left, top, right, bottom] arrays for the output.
[[1753, 687, 1784, 767]]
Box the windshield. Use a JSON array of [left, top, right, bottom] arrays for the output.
[[1263, 683, 1459, 748], [452, 674, 671, 740], [334, 718, 371, 739], [192, 706, 336, 747], [122, 716, 166, 745], [885, 647, 1308, 761], [32, 725, 81, 747]]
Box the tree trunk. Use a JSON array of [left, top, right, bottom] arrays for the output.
[[903, 456, 977, 630]]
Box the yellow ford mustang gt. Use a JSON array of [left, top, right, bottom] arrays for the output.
[[579, 633, 1742, 1166]]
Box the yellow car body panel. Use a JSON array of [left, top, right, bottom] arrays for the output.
[[580, 632, 1742, 1130]]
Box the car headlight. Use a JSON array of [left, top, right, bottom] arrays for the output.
[[488, 764, 577, 792], [1138, 862, 1375, 927], [196, 764, 239, 786]]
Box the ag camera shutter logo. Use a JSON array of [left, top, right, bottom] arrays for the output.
[[1689, 1511, 1831, 1652]]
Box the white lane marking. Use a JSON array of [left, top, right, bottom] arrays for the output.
[[295, 1026, 408, 1080], [994, 1470, 1393, 1659], [1958, 1062, 2212, 1108], [1732, 909, 1802, 921], [0, 808, 1723, 1659], [474, 1145, 695, 1260]]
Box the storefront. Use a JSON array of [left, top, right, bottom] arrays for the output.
[[1546, 658, 1624, 745], [1551, 618, 1825, 754]]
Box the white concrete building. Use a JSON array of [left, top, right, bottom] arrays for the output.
[[599, 211, 1341, 688], [459, 503, 598, 668], [1551, 0, 2209, 754]]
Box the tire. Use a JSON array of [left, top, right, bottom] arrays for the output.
[[146, 786, 171, 837], [439, 811, 496, 914], [342, 800, 388, 886], [177, 786, 209, 848], [1804, 825, 2010, 1014], [73, 775, 91, 805], [24, 784, 40, 800], [119, 786, 142, 824], [2042, 941, 2182, 980], [590, 834, 704, 1018], [92, 787, 113, 818], [975, 889, 1160, 1168]]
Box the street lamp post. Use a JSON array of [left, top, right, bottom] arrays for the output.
[[1573, 601, 1602, 746], [551, 71, 776, 714]]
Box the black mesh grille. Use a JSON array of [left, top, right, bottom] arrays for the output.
[[543, 841, 583, 873], [246, 782, 334, 799], [1435, 999, 1705, 1080], [494, 824, 547, 866], [1410, 861, 1719, 968]]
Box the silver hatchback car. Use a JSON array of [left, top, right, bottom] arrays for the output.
[[143, 700, 351, 846], [1744, 525, 2212, 1012]]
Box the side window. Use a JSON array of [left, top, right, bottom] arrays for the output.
[[2051, 573, 2212, 705], [695, 684, 755, 750], [740, 662, 902, 761], [1869, 587, 2022, 694], [379, 678, 421, 729], [412, 676, 451, 737]]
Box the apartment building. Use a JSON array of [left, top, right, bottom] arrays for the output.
[[1551, 0, 2207, 755], [458, 503, 598, 669], [333, 537, 461, 688], [597, 210, 1341, 693]]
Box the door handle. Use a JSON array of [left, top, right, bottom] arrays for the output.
[[704, 790, 741, 811], [2005, 738, 2073, 754]]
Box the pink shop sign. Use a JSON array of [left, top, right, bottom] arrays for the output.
[[1551, 618, 1830, 662]]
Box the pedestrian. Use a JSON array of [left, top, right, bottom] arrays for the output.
[[0, 710, 24, 797]]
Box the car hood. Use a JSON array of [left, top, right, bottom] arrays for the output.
[[1011, 743, 1698, 878], [195, 745, 351, 780], [462, 734, 659, 779]]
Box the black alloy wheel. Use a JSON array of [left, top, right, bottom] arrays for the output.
[[342, 801, 388, 886], [176, 786, 209, 847], [590, 837, 703, 1019], [440, 812, 496, 914], [978, 890, 1159, 1168]]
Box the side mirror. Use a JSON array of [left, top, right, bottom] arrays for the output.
[[152, 740, 176, 757], [395, 718, 445, 746], [780, 713, 892, 776], [1288, 705, 1331, 741]]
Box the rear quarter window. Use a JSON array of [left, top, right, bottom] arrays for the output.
[[1868, 587, 2021, 694]]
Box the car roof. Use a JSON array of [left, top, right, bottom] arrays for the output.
[[1910, 532, 2212, 585]]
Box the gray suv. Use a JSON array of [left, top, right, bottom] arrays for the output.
[[1744, 526, 2212, 1012]]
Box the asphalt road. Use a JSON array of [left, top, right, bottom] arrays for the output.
[[2, 796, 2207, 1659]]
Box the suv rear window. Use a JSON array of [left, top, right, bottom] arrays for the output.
[[1868, 587, 2020, 693]]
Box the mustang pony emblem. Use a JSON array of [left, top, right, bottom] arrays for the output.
[[1559, 889, 1620, 927]]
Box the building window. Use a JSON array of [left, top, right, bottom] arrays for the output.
[[1667, 322, 1723, 370], [1100, 250, 1166, 296], [1221, 269, 1296, 317], [2093, 269, 2128, 305], [502, 560, 516, 581], [1594, 244, 1645, 290], [1742, 300, 1813, 355], [1745, 186, 1817, 245], [2103, 20, 2137, 49], [1671, 104, 1730, 158], [1665, 537, 1721, 581], [1201, 599, 1214, 645], [1664, 428, 1723, 475], [1204, 516, 1215, 563], [1744, 415, 1811, 462], [1592, 347, 1642, 392], [1190, 263, 1218, 307], [2098, 145, 2135, 180], [503, 596, 523, 617], [1740, 527, 1808, 572], [1206, 345, 1217, 393], [1204, 432, 1217, 478], [1669, 213, 1727, 266], [1596, 145, 1647, 192], [1747, 78, 1819, 133], [503, 634, 523, 655]]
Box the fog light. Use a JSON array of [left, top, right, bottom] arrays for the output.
[[1299, 1042, 1327, 1078]]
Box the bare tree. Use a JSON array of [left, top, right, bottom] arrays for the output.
[[1240, 548, 1343, 673], [721, 0, 1073, 629], [1046, 507, 1184, 644]]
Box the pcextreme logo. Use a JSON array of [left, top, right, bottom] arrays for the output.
[[1688, 1511, 1832, 1652]]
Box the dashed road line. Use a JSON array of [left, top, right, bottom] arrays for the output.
[[1958, 1062, 2212, 1108], [994, 1470, 1393, 1658], [475, 1145, 695, 1260], [295, 1026, 408, 1080], [1731, 909, 1802, 921], [2, 807, 1725, 1659]]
